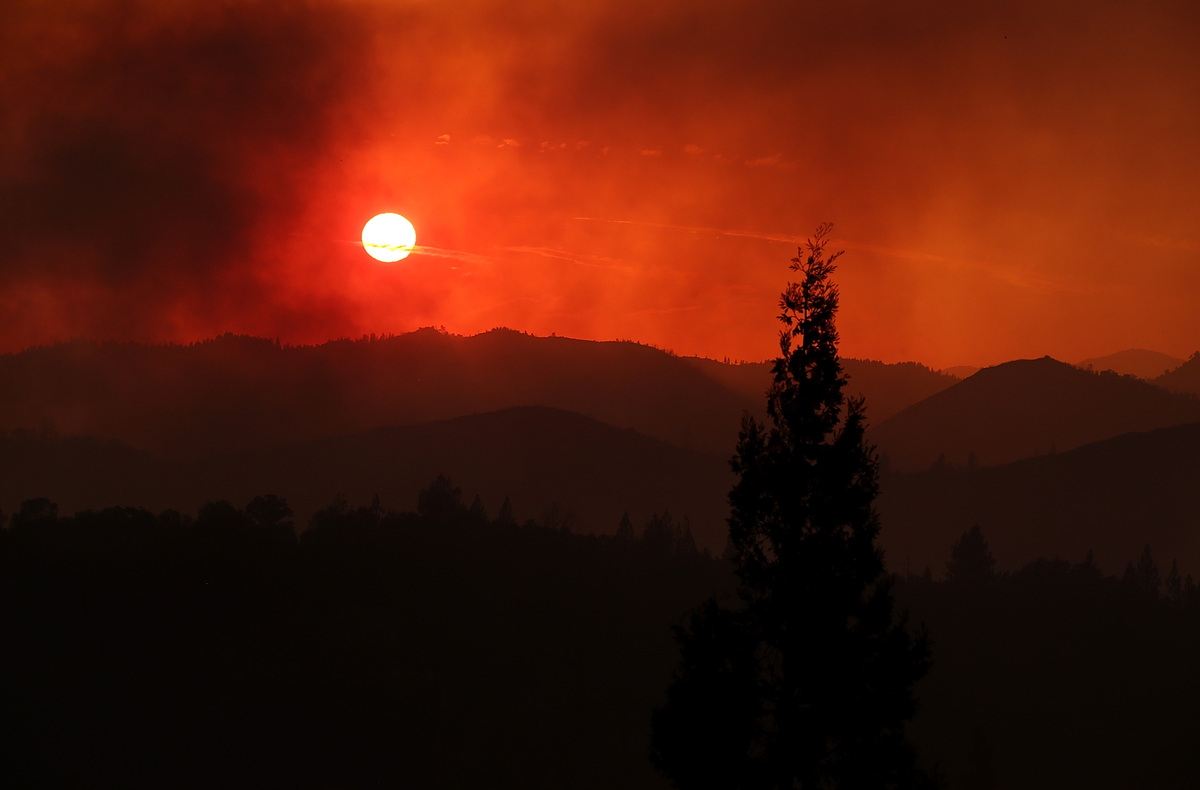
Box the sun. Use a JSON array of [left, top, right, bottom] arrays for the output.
[[362, 213, 416, 262]]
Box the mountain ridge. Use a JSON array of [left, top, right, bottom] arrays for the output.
[[1154, 353, 1200, 396], [877, 419, 1200, 576], [869, 356, 1200, 472], [0, 328, 961, 460], [1076, 348, 1185, 379], [0, 405, 735, 551]]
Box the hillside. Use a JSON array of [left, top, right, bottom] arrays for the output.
[[1154, 353, 1200, 396], [869, 356, 1200, 472], [1077, 348, 1185, 379], [0, 406, 735, 551], [683, 356, 957, 425], [876, 420, 1200, 575], [0, 330, 969, 462], [0, 330, 756, 459], [938, 365, 979, 379]]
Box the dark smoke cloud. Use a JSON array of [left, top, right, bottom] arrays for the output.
[[0, 1, 375, 342]]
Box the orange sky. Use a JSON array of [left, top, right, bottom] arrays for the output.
[[2, 0, 1198, 369]]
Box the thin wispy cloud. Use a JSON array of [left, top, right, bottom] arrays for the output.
[[628, 295, 762, 317], [413, 246, 496, 266], [497, 246, 638, 272], [1119, 233, 1200, 254], [572, 218, 1082, 295]]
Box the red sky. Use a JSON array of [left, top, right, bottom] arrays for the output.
[[2, 0, 1197, 369]]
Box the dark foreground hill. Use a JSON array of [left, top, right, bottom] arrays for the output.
[[0, 406, 734, 551], [876, 420, 1200, 576], [1155, 352, 1200, 396], [5, 496, 1200, 788], [870, 356, 1200, 472], [0, 499, 732, 790]]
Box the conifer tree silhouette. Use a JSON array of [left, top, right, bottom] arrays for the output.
[[652, 224, 934, 789], [1165, 559, 1183, 604], [418, 474, 464, 523], [615, 511, 636, 544], [246, 494, 294, 532], [1123, 543, 1162, 600], [12, 497, 58, 529], [468, 494, 488, 524], [496, 495, 517, 527], [945, 525, 997, 588]]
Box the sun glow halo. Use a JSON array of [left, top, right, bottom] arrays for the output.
[[362, 213, 416, 262]]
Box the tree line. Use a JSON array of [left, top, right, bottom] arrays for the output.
[[4, 488, 1199, 788], [0, 482, 720, 790]]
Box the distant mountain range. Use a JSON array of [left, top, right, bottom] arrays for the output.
[[869, 357, 1200, 472], [1077, 348, 1186, 379], [0, 330, 752, 459], [876, 420, 1200, 576], [937, 365, 979, 379], [2, 330, 1197, 571], [0, 329, 957, 460], [683, 357, 957, 425]]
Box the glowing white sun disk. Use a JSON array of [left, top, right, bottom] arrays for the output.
[[362, 213, 416, 262]]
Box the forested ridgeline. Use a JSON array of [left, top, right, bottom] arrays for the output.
[[897, 526, 1200, 788], [4, 492, 1200, 788], [0, 407, 734, 553], [0, 331, 958, 461], [0, 482, 718, 790]]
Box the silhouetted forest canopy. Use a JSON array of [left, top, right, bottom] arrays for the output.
[[896, 526, 1200, 789], [4, 491, 1200, 788], [1, 484, 717, 789]]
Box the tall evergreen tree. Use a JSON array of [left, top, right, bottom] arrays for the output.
[[945, 525, 998, 588], [652, 224, 934, 789]]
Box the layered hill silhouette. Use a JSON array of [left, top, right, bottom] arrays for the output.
[[1077, 348, 1185, 379], [0, 330, 754, 459], [0, 329, 961, 461], [683, 356, 957, 424], [0, 406, 734, 551], [938, 365, 979, 379], [7, 332, 1198, 572], [869, 356, 1200, 472], [876, 420, 1200, 576], [1154, 353, 1200, 396], [6, 352, 1200, 584]]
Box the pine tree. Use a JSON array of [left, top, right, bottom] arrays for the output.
[[496, 496, 516, 527], [615, 511, 636, 544], [468, 494, 488, 524], [1126, 543, 1162, 600], [652, 224, 934, 789], [945, 525, 997, 588], [1165, 559, 1183, 604], [418, 474, 464, 523]]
